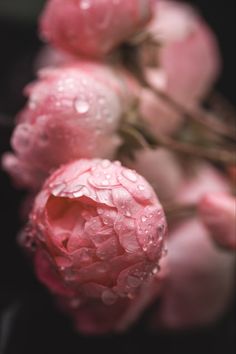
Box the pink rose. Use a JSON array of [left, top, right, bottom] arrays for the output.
[[199, 193, 236, 251], [140, 0, 221, 135], [148, 163, 235, 330], [23, 159, 167, 332], [40, 0, 155, 58], [2, 62, 129, 190]]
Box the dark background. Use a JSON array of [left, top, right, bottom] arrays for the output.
[[0, 1, 235, 353]]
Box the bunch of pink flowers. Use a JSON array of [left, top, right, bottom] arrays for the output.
[[2, 0, 235, 335]]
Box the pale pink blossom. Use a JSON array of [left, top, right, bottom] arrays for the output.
[[140, 0, 221, 135], [40, 0, 155, 58], [23, 159, 167, 332], [199, 193, 236, 251], [2, 62, 129, 191], [148, 163, 235, 330]]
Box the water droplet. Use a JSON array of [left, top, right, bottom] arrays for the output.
[[138, 184, 145, 191], [127, 292, 135, 300], [101, 160, 111, 168], [102, 290, 117, 305], [162, 248, 168, 257], [122, 169, 137, 182], [75, 99, 90, 114], [125, 211, 131, 217], [102, 180, 109, 186], [152, 266, 160, 275], [80, 0, 91, 10], [97, 208, 104, 215], [103, 218, 109, 225], [141, 216, 147, 222], [127, 275, 142, 288]]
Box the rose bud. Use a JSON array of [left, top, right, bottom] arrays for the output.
[[148, 163, 235, 330], [2, 62, 129, 191], [23, 159, 167, 332], [199, 193, 236, 251], [40, 0, 155, 58], [140, 0, 221, 134]]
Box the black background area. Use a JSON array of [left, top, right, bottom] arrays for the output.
[[0, 1, 235, 353]]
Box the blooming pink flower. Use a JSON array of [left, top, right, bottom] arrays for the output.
[[23, 159, 167, 332], [140, 0, 221, 135], [199, 193, 236, 251], [40, 0, 155, 58], [148, 163, 235, 330], [2, 62, 129, 191]]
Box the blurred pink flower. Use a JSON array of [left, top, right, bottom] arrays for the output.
[[40, 0, 155, 58], [2, 62, 129, 190], [122, 148, 183, 202], [148, 163, 235, 330], [140, 0, 221, 135], [199, 193, 236, 251], [22, 159, 167, 332], [139, 88, 182, 136]]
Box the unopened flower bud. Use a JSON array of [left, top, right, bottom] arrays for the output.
[[40, 0, 155, 58]]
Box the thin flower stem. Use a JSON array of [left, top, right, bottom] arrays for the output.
[[153, 133, 236, 165], [147, 84, 236, 141], [164, 203, 197, 221], [121, 122, 236, 165], [208, 91, 236, 125], [127, 39, 236, 141]]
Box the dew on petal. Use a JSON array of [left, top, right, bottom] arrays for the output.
[[80, 0, 91, 10], [152, 266, 160, 275], [75, 99, 90, 114], [101, 289, 118, 305], [122, 169, 138, 183], [127, 275, 142, 288], [138, 184, 145, 191]]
